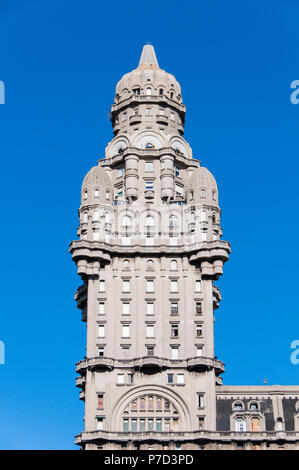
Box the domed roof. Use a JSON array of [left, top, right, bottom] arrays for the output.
[[115, 45, 182, 101], [81, 164, 112, 205], [188, 166, 219, 206]]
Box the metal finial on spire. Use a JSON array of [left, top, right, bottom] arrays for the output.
[[138, 44, 159, 67]]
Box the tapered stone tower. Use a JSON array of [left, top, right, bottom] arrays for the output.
[[71, 44, 231, 450]]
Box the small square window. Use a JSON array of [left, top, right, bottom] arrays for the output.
[[147, 303, 154, 315], [177, 374, 184, 385], [117, 374, 125, 384], [167, 373, 174, 384], [146, 162, 153, 172]]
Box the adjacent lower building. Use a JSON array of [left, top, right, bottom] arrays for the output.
[[70, 44, 299, 450]]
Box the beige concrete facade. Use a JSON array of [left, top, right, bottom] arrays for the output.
[[71, 45, 299, 450]]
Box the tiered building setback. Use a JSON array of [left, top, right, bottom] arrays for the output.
[[71, 45, 299, 450]]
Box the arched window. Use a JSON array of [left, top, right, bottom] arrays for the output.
[[251, 417, 260, 432], [105, 212, 110, 223], [146, 87, 152, 96], [169, 215, 177, 227], [84, 190, 88, 200], [145, 143, 154, 149], [171, 260, 178, 270], [94, 189, 99, 198], [159, 88, 163, 95], [146, 215, 154, 226], [212, 212, 217, 224], [123, 260, 130, 270], [201, 211, 207, 222], [122, 215, 131, 226], [83, 212, 88, 223], [93, 210, 100, 221], [106, 191, 110, 200], [147, 259, 154, 270], [170, 91, 174, 99], [157, 398, 162, 410], [277, 418, 283, 431], [249, 402, 258, 411], [165, 401, 170, 410], [131, 401, 137, 411], [201, 189, 206, 198], [235, 417, 246, 432], [140, 398, 145, 410], [148, 397, 153, 410], [233, 402, 243, 411], [212, 190, 216, 201]]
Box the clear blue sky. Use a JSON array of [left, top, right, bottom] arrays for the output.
[[0, 0, 298, 450]]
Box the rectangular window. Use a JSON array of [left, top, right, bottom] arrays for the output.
[[170, 112, 175, 121], [99, 280, 105, 292], [170, 280, 178, 292], [117, 374, 125, 385], [98, 324, 105, 337], [118, 167, 124, 177], [177, 374, 184, 385], [156, 419, 162, 432], [123, 112, 127, 121], [146, 108, 152, 116], [123, 419, 129, 432], [147, 303, 154, 315], [122, 302, 130, 315], [146, 325, 154, 337], [201, 230, 207, 242], [197, 347, 203, 357], [171, 348, 179, 360], [98, 347, 104, 357], [147, 280, 154, 292], [132, 419, 137, 433], [198, 418, 205, 430], [146, 162, 153, 172], [147, 346, 154, 356], [196, 325, 203, 337], [198, 394, 204, 409], [97, 418, 104, 430], [196, 302, 202, 315], [175, 168, 180, 177], [148, 419, 154, 432], [140, 419, 146, 432], [99, 302, 105, 315], [122, 325, 130, 338], [128, 373, 134, 384], [145, 181, 154, 190], [97, 394, 104, 409], [123, 280, 130, 292], [171, 324, 179, 337], [171, 302, 178, 315], [195, 280, 201, 292], [167, 373, 174, 384]]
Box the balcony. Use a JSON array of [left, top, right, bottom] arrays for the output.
[[133, 356, 167, 372], [75, 429, 299, 446], [76, 355, 224, 376], [129, 114, 142, 125], [156, 114, 168, 125], [186, 357, 225, 375], [144, 190, 155, 199]]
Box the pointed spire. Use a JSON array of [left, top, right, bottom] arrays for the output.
[[138, 44, 159, 67]]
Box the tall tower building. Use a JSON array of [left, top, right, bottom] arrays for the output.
[[71, 45, 299, 450]]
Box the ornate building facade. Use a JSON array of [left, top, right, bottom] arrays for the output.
[[71, 45, 299, 450]]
